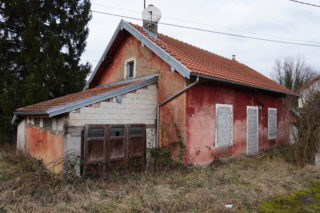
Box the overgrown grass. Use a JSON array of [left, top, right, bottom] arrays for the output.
[[259, 183, 320, 212], [1, 145, 320, 212]]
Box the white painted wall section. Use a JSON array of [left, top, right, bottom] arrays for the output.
[[17, 119, 26, 152]]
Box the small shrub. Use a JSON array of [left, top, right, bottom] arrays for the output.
[[147, 125, 186, 170]]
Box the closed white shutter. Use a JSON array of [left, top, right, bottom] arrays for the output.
[[247, 106, 259, 155], [216, 104, 233, 147], [268, 108, 277, 139]]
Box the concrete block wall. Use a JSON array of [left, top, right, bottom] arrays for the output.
[[64, 84, 158, 174], [68, 84, 157, 127]]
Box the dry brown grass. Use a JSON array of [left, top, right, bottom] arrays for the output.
[[1, 145, 320, 213]]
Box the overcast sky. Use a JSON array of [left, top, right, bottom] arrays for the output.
[[81, 0, 320, 78]]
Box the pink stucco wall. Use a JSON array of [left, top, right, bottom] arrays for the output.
[[185, 82, 289, 166]]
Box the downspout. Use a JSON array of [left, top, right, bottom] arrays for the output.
[[155, 75, 200, 148]]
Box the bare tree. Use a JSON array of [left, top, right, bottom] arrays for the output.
[[293, 91, 320, 166], [272, 57, 317, 92]]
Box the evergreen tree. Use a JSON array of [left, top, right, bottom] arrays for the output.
[[0, 0, 92, 143]]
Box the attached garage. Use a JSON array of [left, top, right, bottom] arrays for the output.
[[13, 75, 158, 175]]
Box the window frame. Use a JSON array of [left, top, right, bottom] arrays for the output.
[[268, 108, 277, 139], [215, 104, 233, 148], [124, 58, 136, 79], [43, 118, 52, 129], [34, 118, 40, 127]]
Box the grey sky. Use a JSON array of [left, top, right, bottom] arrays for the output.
[[81, 0, 320, 78]]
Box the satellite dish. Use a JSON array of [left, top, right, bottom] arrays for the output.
[[142, 4, 161, 23]]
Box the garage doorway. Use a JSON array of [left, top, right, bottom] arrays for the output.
[[83, 124, 146, 177]]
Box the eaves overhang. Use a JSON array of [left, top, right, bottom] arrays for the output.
[[192, 73, 298, 97], [14, 75, 158, 120], [84, 20, 190, 90]]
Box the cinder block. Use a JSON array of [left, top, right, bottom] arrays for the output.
[[122, 97, 135, 104], [125, 93, 137, 99], [147, 85, 157, 90], [142, 99, 154, 104], [136, 89, 148, 94], [101, 102, 117, 109], [68, 119, 82, 126]]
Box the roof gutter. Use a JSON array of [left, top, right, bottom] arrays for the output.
[[155, 75, 200, 148], [191, 73, 297, 97]]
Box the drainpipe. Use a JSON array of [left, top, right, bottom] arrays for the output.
[[155, 75, 200, 148]]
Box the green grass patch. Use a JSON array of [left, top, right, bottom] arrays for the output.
[[259, 183, 320, 213]]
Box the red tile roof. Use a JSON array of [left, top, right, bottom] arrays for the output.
[[130, 23, 295, 95], [15, 81, 137, 114]]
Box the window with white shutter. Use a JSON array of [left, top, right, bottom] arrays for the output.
[[215, 104, 233, 147], [268, 108, 277, 139]]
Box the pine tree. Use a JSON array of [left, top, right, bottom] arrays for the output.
[[0, 0, 92, 143]]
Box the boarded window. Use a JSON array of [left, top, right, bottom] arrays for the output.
[[247, 106, 259, 155], [44, 118, 52, 129], [215, 104, 233, 147], [125, 60, 135, 79], [268, 108, 277, 139], [34, 118, 40, 126]]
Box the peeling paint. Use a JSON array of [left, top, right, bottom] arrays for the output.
[[185, 82, 290, 166], [25, 126, 64, 172]]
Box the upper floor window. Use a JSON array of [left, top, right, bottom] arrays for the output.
[[124, 58, 136, 79]]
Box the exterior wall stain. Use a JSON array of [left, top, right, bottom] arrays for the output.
[[95, 34, 168, 86], [25, 126, 64, 172], [185, 82, 289, 166], [158, 70, 186, 147], [92, 33, 187, 150]]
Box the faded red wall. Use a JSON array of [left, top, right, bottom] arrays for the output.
[[25, 126, 64, 172], [158, 71, 186, 146], [95, 34, 169, 86], [185, 82, 289, 166]]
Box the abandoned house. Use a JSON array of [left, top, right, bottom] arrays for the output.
[[13, 5, 296, 175]]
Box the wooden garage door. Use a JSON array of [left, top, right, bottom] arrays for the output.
[[83, 125, 107, 177], [83, 124, 146, 177]]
